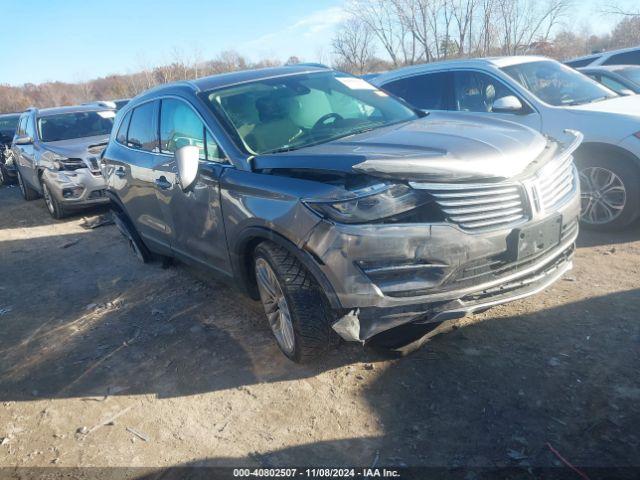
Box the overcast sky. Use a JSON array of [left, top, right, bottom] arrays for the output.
[[0, 0, 622, 86]]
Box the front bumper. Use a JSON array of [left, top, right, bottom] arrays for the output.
[[41, 168, 109, 208], [306, 190, 581, 342]]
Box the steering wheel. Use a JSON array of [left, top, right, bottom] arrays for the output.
[[313, 113, 343, 130]]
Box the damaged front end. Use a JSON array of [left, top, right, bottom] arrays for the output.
[[40, 148, 109, 206], [293, 131, 583, 343]]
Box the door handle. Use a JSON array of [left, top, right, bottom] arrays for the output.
[[114, 167, 126, 178], [155, 176, 172, 190]]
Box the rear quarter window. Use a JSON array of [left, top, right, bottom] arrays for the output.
[[116, 110, 132, 145]]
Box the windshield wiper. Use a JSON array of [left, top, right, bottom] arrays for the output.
[[343, 124, 380, 137], [262, 144, 304, 154], [566, 96, 609, 106]]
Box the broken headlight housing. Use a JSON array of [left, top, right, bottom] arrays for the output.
[[304, 183, 433, 224], [43, 151, 85, 171]]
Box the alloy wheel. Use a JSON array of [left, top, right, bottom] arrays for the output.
[[17, 171, 26, 197], [255, 257, 295, 355], [579, 166, 626, 225], [42, 182, 55, 214]]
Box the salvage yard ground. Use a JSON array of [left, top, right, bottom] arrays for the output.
[[0, 184, 639, 471]]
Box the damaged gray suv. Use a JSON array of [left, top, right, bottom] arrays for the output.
[[102, 66, 581, 362], [13, 105, 115, 218]]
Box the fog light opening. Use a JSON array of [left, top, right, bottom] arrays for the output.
[[62, 186, 84, 198]]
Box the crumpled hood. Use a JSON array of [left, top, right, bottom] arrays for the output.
[[253, 113, 549, 182], [42, 134, 110, 159]]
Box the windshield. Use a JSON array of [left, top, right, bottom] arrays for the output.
[[0, 115, 20, 140], [618, 68, 640, 85], [37, 111, 115, 142], [204, 71, 418, 154], [502, 60, 617, 106]]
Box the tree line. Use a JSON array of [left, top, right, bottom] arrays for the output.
[[1, 1, 640, 112], [333, 0, 640, 73]]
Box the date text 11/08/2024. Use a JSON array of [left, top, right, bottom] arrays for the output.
[[233, 468, 401, 478]]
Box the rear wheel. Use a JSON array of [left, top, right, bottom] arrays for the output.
[[41, 180, 68, 219], [17, 170, 39, 201], [578, 156, 640, 230], [253, 241, 336, 362]]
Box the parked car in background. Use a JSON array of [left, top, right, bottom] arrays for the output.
[[372, 56, 640, 230], [112, 98, 130, 110], [103, 66, 581, 362], [12, 105, 116, 218], [0, 112, 21, 185], [579, 65, 640, 95], [565, 45, 640, 68], [82, 99, 129, 110]]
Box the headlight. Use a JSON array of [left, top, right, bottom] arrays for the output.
[[43, 151, 84, 171], [304, 183, 432, 224]]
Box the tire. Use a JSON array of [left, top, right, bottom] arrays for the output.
[[253, 241, 337, 362], [112, 210, 154, 263], [0, 164, 7, 186], [17, 170, 40, 201], [577, 154, 640, 231], [41, 179, 68, 219]]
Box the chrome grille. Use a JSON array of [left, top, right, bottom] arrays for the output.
[[86, 156, 100, 171], [535, 156, 577, 212], [425, 183, 527, 231]]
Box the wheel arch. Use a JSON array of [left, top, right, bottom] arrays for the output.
[[231, 226, 342, 310], [574, 142, 640, 174]]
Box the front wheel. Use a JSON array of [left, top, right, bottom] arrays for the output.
[[17, 170, 40, 201], [112, 211, 154, 263], [42, 180, 68, 219], [254, 242, 337, 363], [578, 157, 640, 230]]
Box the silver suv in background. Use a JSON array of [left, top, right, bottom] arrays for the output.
[[565, 45, 640, 68], [103, 66, 581, 362], [371, 57, 640, 230], [0, 112, 21, 185], [12, 105, 116, 218]]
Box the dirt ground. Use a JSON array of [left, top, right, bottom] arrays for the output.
[[0, 183, 639, 474]]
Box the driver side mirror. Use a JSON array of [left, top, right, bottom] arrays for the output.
[[175, 145, 200, 191], [492, 95, 524, 114], [14, 135, 33, 145], [619, 88, 635, 96]]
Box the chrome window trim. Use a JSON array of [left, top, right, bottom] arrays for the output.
[[115, 95, 230, 166]]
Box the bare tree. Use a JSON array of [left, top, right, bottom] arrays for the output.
[[332, 18, 377, 73], [348, 0, 411, 66], [602, 2, 640, 17]]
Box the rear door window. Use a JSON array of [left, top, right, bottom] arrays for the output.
[[127, 101, 159, 152], [382, 72, 452, 110]]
